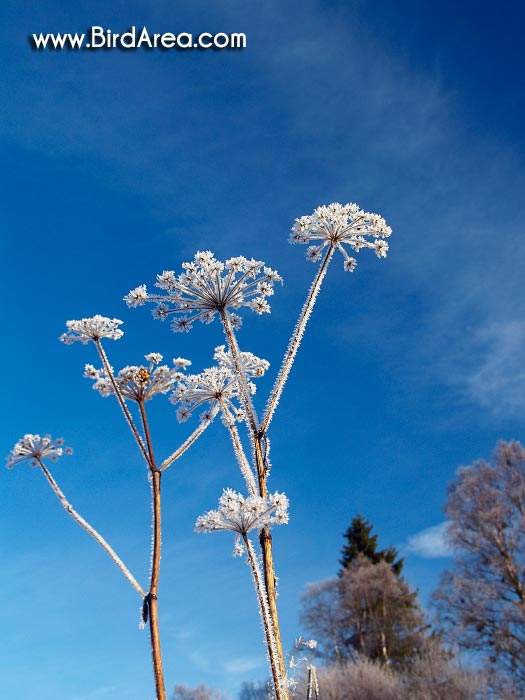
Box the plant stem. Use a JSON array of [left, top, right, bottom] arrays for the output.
[[262, 244, 336, 433], [37, 458, 145, 597], [94, 339, 151, 467], [138, 400, 167, 700], [149, 468, 166, 700], [160, 410, 217, 472], [220, 310, 260, 435], [220, 400, 257, 496], [306, 666, 319, 700], [254, 436, 287, 691], [219, 310, 289, 696], [243, 536, 284, 700]]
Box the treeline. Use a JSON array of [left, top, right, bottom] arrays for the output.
[[298, 440, 525, 700]]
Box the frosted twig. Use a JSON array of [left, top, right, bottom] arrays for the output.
[[244, 536, 288, 700], [220, 401, 257, 496], [94, 339, 151, 467], [262, 245, 335, 433], [160, 408, 218, 472], [37, 458, 145, 597], [220, 310, 260, 436]]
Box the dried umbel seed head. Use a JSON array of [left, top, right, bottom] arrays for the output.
[[60, 315, 124, 344], [195, 488, 289, 537], [124, 251, 282, 332], [290, 202, 391, 272], [7, 434, 73, 468], [84, 354, 190, 402], [136, 368, 150, 385]]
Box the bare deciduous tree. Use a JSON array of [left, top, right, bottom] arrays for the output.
[[300, 579, 346, 662], [433, 440, 525, 696], [301, 556, 428, 667], [404, 642, 487, 700], [293, 658, 404, 700], [338, 556, 428, 667], [172, 684, 224, 700]]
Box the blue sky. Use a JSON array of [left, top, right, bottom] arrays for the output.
[[2, 1, 525, 698]]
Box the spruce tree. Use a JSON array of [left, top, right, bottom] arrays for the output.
[[339, 514, 404, 576]]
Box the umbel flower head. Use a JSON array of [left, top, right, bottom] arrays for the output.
[[290, 202, 392, 271], [84, 353, 191, 402], [124, 251, 282, 333], [60, 315, 124, 344], [7, 434, 73, 468], [171, 347, 269, 422], [213, 344, 269, 378], [195, 488, 289, 537]]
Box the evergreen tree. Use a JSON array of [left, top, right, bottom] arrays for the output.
[[339, 514, 404, 576]]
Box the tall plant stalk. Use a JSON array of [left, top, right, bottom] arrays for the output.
[[243, 535, 283, 699], [219, 248, 338, 696], [220, 310, 288, 696], [148, 467, 166, 700], [139, 399, 166, 700]]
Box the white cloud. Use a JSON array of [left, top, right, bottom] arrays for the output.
[[224, 656, 264, 674], [464, 320, 525, 417], [405, 522, 452, 558]]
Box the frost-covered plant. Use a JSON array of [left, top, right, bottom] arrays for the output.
[[9, 201, 390, 700], [126, 201, 391, 699], [7, 433, 145, 597], [196, 488, 289, 697], [8, 317, 225, 700]]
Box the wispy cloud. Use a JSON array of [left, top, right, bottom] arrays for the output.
[[405, 522, 452, 558], [463, 320, 525, 417], [224, 656, 264, 674]]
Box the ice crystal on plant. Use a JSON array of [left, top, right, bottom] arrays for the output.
[[213, 344, 269, 378], [171, 347, 268, 422], [7, 434, 72, 468], [84, 353, 190, 402], [59, 315, 124, 344], [290, 202, 391, 271], [195, 489, 289, 536], [124, 251, 282, 332]]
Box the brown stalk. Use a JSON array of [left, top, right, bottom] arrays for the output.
[[94, 339, 151, 467], [243, 535, 284, 700], [139, 400, 166, 700], [219, 310, 289, 698]]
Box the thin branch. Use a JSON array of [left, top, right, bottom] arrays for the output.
[[243, 535, 288, 700], [262, 244, 336, 433], [94, 339, 151, 467], [219, 310, 260, 436], [220, 400, 257, 496], [160, 407, 218, 472], [148, 468, 166, 700], [306, 666, 319, 700], [138, 400, 157, 467], [37, 458, 145, 597]]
